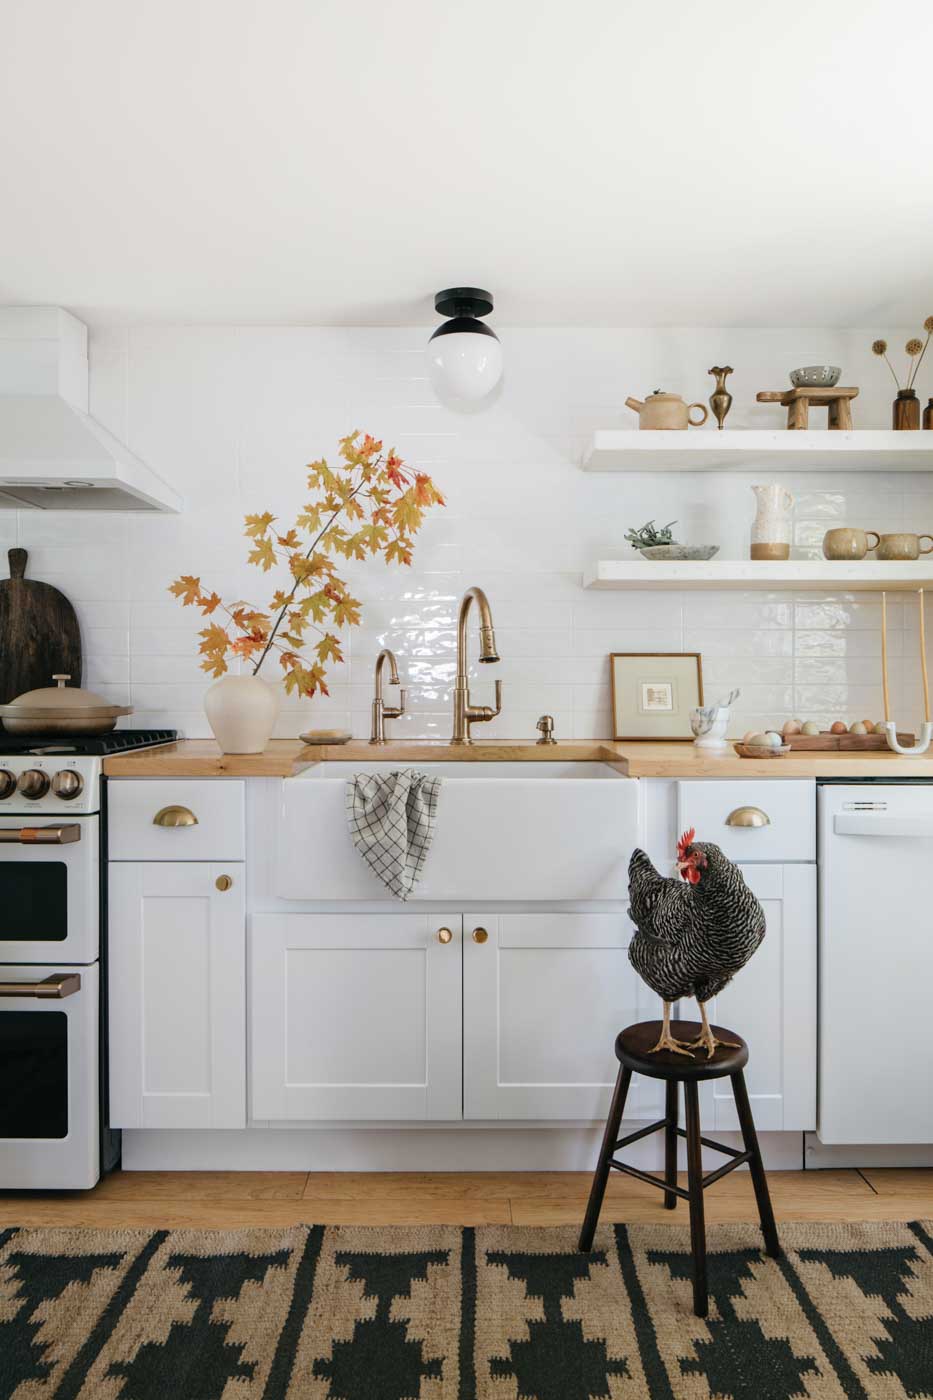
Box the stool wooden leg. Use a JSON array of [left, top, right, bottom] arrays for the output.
[[664, 1079, 679, 1210], [788, 398, 809, 429], [579, 1065, 631, 1251], [731, 1069, 781, 1258], [684, 1080, 708, 1318]]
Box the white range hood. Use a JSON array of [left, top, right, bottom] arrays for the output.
[[0, 308, 182, 512]]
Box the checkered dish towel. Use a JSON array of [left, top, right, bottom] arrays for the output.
[[346, 769, 442, 900]]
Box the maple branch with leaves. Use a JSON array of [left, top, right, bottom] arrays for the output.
[[169, 432, 445, 699]]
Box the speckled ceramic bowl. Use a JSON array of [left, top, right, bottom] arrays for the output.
[[789, 365, 841, 388], [638, 545, 720, 561]]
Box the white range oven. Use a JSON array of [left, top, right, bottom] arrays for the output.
[[0, 730, 174, 1188]]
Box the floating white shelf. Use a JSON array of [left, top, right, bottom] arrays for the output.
[[584, 560, 933, 592], [583, 430, 933, 473]]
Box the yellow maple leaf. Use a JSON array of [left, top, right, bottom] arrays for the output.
[[244, 511, 276, 539], [200, 653, 228, 679], [198, 622, 229, 654], [315, 633, 343, 665], [333, 595, 362, 628], [168, 575, 203, 606], [247, 537, 277, 571], [385, 538, 413, 567], [393, 492, 424, 535]]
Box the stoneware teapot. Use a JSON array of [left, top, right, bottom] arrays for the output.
[[625, 390, 708, 430]]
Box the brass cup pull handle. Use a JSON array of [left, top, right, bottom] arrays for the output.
[[725, 805, 771, 828], [153, 805, 199, 828], [0, 973, 81, 999], [437, 927, 453, 944], [472, 927, 488, 944]]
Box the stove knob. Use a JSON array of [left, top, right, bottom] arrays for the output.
[[18, 768, 51, 800], [52, 770, 84, 801], [0, 769, 16, 800]]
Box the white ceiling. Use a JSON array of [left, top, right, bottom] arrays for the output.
[[1, 0, 931, 328]]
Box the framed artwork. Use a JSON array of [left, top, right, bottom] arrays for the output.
[[610, 652, 703, 741]]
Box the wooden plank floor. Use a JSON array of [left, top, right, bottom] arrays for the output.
[[1, 1169, 931, 1228]]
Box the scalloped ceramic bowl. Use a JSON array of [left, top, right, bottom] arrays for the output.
[[789, 365, 841, 388], [638, 545, 720, 561]]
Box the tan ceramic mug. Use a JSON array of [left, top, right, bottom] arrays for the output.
[[876, 532, 933, 560], [822, 527, 880, 560]]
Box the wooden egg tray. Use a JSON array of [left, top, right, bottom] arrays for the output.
[[782, 731, 913, 751]]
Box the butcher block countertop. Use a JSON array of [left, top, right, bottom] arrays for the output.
[[102, 736, 933, 778]]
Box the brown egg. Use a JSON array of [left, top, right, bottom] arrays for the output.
[[861, 720, 875, 731], [830, 720, 848, 734], [782, 719, 802, 735]]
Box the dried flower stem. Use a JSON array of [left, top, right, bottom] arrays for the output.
[[909, 330, 932, 390], [881, 351, 901, 389]]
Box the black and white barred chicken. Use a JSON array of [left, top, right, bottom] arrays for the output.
[[627, 828, 766, 1058]]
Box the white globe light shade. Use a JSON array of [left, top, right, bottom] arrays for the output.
[[428, 328, 503, 402]]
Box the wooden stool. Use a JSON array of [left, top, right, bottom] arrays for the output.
[[756, 385, 858, 429], [578, 1019, 780, 1318]]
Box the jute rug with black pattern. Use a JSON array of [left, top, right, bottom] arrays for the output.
[[1, 1220, 931, 1398]]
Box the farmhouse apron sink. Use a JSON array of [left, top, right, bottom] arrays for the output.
[[274, 762, 638, 901]]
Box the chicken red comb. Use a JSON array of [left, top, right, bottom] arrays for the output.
[[677, 827, 696, 860]]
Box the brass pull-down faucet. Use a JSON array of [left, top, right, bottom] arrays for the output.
[[370, 648, 407, 744], [452, 586, 502, 744]]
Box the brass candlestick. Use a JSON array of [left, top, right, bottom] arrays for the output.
[[708, 365, 734, 430]]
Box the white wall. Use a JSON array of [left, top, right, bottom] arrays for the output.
[[2, 324, 930, 740]]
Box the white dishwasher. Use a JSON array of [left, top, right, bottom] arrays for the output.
[[818, 783, 933, 1144]]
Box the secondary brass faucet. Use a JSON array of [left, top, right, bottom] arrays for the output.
[[370, 648, 407, 744], [451, 586, 502, 744]]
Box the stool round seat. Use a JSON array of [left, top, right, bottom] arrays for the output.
[[616, 1020, 748, 1080]]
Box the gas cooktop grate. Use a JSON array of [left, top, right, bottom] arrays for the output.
[[0, 729, 178, 756]]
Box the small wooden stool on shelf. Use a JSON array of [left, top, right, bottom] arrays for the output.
[[756, 385, 858, 429], [578, 1020, 780, 1318]]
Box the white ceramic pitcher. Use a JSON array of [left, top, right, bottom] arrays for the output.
[[750, 484, 794, 561]]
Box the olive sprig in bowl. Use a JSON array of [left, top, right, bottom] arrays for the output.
[[624, 519, 719, 562]]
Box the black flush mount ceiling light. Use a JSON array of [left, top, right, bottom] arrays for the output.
[[427, 287, 503, 401]]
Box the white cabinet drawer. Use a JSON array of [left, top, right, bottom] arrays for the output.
[[108, 779, 245, 861], [677, 779, 814, 862]]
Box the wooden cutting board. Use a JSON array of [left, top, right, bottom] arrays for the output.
[[0, 548, 82, 704]]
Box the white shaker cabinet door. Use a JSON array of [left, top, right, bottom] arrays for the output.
[[109, 862, 246, 1129], [699, 862, 816, 1133], [250, 913, 462, 1121], [463, 913, 664, 1121]]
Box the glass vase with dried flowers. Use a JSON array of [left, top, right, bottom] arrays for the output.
[[872, 317, 933, 429], [169, 433, 444, 753]]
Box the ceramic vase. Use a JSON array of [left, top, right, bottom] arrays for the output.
[[204, 673, 280, 754], [750, 484, 794, 561]]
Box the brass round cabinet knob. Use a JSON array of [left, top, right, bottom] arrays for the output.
[[472, 927, 488, 944], [215, 874, 233, 892], [437, 927, 453, 944]]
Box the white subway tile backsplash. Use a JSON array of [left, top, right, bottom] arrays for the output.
[[9, 324, 925, 739]]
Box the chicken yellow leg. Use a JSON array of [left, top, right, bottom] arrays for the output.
[[685, 1001, 741, 1059], [647, 1001, 694, 1057]]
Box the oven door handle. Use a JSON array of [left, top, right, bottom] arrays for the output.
[[0, 973, 82, 999], [0, 824, 81, 845]]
